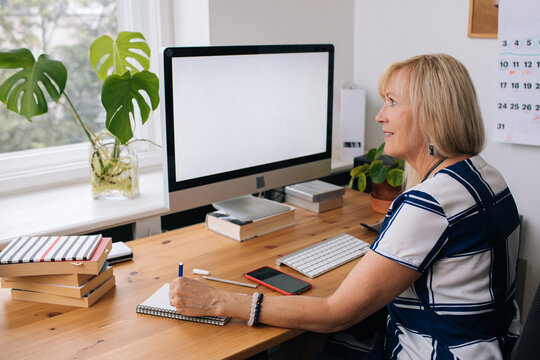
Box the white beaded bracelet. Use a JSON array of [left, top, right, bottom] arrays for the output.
[[247, 292, 260, 326]]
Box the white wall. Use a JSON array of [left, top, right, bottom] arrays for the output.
[[206, 0, 539, 319], [354, 0, 539, 319], [208, 0, 355, 163]]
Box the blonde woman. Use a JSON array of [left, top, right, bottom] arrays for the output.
[[170, 54, 521, 359]]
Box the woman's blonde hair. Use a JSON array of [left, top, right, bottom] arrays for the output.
[[378, 54, 485, 187]]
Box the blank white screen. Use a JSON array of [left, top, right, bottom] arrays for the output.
[[171, 52, 329, 182]]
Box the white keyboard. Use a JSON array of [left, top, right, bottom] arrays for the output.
[[276, 233, 370, 278]]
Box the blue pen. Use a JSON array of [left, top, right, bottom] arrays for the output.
[[178, 261, 183, 277]]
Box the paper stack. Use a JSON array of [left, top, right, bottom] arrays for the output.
[[284, 180, 345, 213], [0, 235, 114, 307]]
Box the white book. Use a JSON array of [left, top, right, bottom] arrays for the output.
[[284, 180, 345, 202], [285, 194, 343, 213]]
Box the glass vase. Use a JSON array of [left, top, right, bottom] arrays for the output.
[[89, 136, 139, 200]]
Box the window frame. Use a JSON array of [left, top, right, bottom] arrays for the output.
[[0, 0, 209, 196]]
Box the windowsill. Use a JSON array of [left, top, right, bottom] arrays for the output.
[[0, 159, 353, 249], [0, 170, 168, 249]]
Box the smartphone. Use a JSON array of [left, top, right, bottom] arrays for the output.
[[245, 266, 312, 295]]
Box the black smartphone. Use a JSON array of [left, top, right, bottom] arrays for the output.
[[245, 266, 312, 295]]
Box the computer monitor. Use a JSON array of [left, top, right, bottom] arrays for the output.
[[161, 44, 334, 216]]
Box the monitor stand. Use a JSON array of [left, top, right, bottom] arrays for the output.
[[212, 195, 290, 222]]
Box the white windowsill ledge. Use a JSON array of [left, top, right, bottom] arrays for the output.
[[0, 158, 353, 250], [0, 171, 168, 249]]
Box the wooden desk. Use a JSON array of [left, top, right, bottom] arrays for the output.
[[0, 190, 383, 360]]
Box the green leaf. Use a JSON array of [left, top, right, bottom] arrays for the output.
[[366, 148, 378, 162], [374, 142, 385, 160], [350, 163, 369, 177], [370, 160, 389, 184], [102, 70, 160, 144], [356, 173, 367, 192], [387, 168, 404, 187], [90, 31, 151, 81], [0, 49, 67, 121]]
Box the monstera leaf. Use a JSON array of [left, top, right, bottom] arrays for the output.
[[0, 48, 67, 120], [90, 32, 150, 80], [101, 70, 159, 144]]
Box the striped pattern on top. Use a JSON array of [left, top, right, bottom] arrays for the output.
[[371, 156, 520, 359], [0, 235, 102, 264]]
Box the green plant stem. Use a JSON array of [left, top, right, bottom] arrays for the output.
[[60, 93, 96, 148], [60, 93, 108, 174], [113, 136, 121, 159]]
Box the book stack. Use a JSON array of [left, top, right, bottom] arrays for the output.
[[284, 180, 345, 213], [206, 205, 295, 242], [0, 235, 114, 307]]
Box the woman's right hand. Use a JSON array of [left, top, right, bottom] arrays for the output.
[[169, 276, 221, 317]]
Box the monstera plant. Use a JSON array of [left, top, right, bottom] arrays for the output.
[[0, 31, 160, 199]]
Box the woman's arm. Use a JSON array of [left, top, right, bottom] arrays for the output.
[[169, 250, 421, 332]]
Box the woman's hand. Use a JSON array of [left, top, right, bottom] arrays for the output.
[[169, 277, 222, 317]]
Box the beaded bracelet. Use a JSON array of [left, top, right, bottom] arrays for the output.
[[247, 292, 264, 326]]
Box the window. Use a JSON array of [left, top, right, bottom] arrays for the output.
[[0, 0, 118, 153], [0, 0, 181, 195]]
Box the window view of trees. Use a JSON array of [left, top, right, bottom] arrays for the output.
[[0, 0, 117, 153]]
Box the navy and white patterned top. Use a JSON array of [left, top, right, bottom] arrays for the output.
[[371, 155, 521, 359]]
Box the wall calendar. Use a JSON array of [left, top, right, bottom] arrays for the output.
[[492, 0, 540, 146]]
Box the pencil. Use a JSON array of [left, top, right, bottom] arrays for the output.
[[202, 275, 257, 288]]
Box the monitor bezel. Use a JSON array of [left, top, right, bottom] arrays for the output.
[[161, 44, 334, 210]]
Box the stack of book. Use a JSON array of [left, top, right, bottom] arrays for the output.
[[0, 235, 114, 307], [206, 205, 295, 242], [284, 180, 345, 213]]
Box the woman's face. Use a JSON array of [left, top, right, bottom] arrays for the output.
[[375, 70, 424, 163]]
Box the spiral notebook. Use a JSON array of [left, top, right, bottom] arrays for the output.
[[136, 283, 229, 326]]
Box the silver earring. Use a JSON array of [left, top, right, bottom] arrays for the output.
[[429, 144, 435, 156]]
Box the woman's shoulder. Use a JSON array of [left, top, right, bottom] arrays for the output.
[[401, 155, 499, 218]]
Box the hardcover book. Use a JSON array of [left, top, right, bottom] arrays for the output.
[[205, 206, 295, 241], [2, 264, 113, 298], [285, 193, 343, 213], [0, 235, 102, 264], [2, 271, 95, 286], [11, 275, 115, 308], [284, 180, 345, 202], [136, 283, 229, 326], [0, 237, 112, 277]]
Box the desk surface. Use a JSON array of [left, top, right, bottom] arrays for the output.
[[0, 190, 382, 360]]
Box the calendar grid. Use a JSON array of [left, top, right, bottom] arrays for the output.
[[493, 0, 540, 146]]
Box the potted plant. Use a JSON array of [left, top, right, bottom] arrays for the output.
[[0, 31, 159, 199], [349, 143, 404, 214]]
